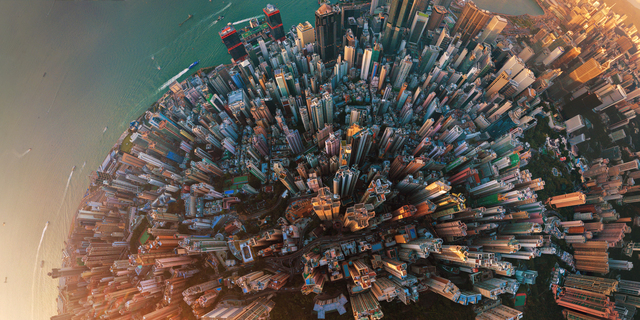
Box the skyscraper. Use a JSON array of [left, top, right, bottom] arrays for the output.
[[451, 1, 492, 43], [296, 21, 315, 46], [285, 127, 304, 155], [478, 15, 507, 44], [264, 4, 285, 41], [426, 5, 447, 32], [547, 58, 610, 100], [312, 187, 341, 220], [351, 128, 373, 166], [393, 55, 413, 89], [408, 12, 429, 45], [382, 0, 415, 54], [274, 162, 298, 194], [315, 4, 341, 63], [361, 48, 373, 81], [219, 24, 248, 62], [345, 46, 356, 70]]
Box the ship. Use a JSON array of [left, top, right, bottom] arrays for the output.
[[188, 60, 200, 69], [71, 166, 76, 172], [217, 15, 224, 21], [179, 14, 193, 27]]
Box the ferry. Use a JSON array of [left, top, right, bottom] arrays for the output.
[[188, 60, 200, 69]]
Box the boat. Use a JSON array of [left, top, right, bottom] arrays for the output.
[[71, 166, 76, 172], [41, 260, 45, 268], [43, 72, 46, 77], [188, 60, 200, 69], [47, 221, 50, 225], [157, 66, 161, 70], [217, 15, 224, 21], [27, 148, 31, 152], [103, 126, 108, 133], [179, 14, 193, 27]]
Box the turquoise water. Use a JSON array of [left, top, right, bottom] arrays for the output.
[[474, 0, 545, 15], [0, 1, 315, 319]]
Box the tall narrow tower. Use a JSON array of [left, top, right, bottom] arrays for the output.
[[315, 4, 341, 63], [382, 0, 415, 54], [219, 24, 248, 61], [264, 4, 286, 41], [451, 1, 492, 43]]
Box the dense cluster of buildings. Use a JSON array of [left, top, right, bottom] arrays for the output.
[[51, 0, 640, 319]]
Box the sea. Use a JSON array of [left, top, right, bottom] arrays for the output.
[[0, 0, 541, 319]]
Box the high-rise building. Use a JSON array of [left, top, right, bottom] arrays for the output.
[[485, 71, 510, 98], [247, 161, 267, 183], [393, 55, 413, 89], [285, 127, 304, 155], [408, 12, 429, 45], [296, 21, 315, 46], [478, 15, 507, 44], [351, 128, 373, 166], [333, 165, 360, 197], [219, 24, 248, 61], [274, 69, 289, 97], [312, 187, 341, 220], [361, 48, 373, 81], [512, 69, 536, 96], [345, 46, 356, 70], [496, 55, 525, 81], [274, 162, 298, 194], [382, 0, 415, 53], [315, 4, 341, 63], [433, 0, 454, 8], [343, 203, 376, 232], [426, 5, 447, 32], [264, 4, 285, 41], [451, 1, 492, 43], [547, 58, 610, 100]]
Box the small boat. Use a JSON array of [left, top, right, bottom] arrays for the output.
[[43, 72, 46, 77], [188, 60, 200, 69], [157, 66, 161, 70], [41, 260, 45, 268], [179, 14, 193, 27], [217, 15, 224, 21], [103, 126, 108, 133], [47, 221, 50, 225], [71, 166, 76, 172]]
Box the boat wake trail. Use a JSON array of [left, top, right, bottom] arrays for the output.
[[208, 2, 233, 28], [152, 2, 233, 58], [30, 221, 49, 319], [233, 14, 264, 26], [14, 148, 31, 158], [158, 68, 189, 92]]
